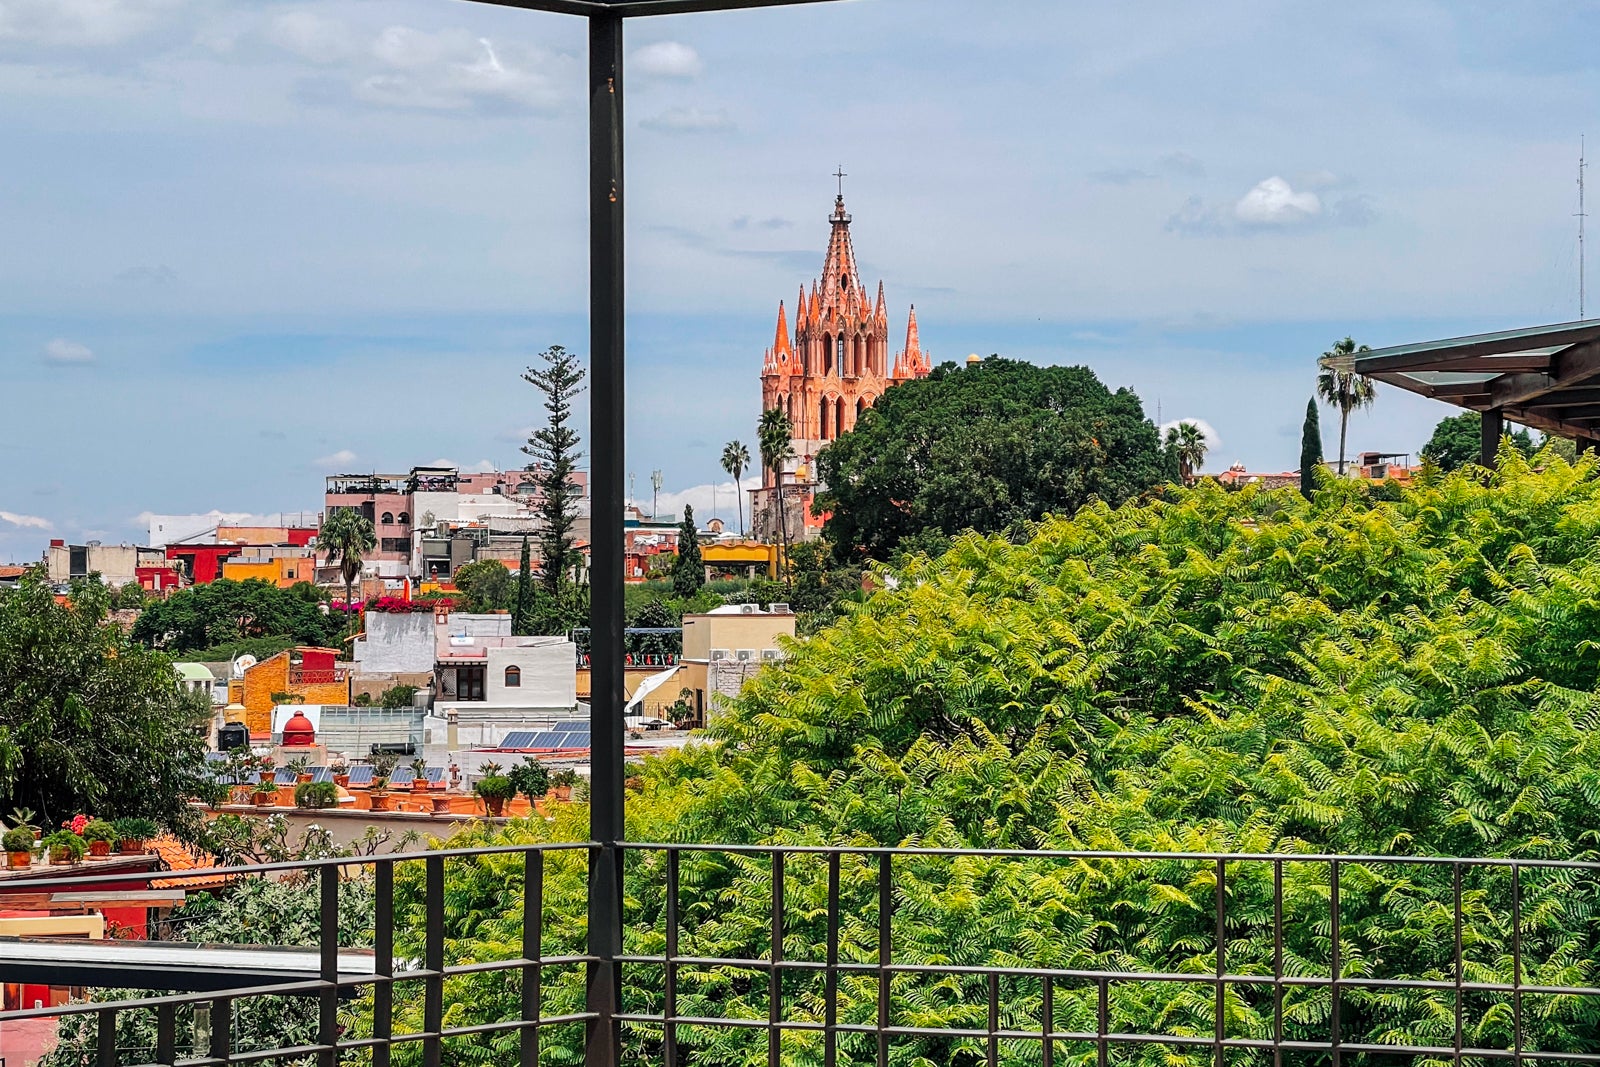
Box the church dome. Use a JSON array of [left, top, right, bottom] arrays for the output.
[[282, 710, 316, 747]]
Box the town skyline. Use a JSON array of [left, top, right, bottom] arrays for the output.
[[5, 0, 1598, 560]]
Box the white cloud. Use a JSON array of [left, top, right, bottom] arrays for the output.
[[268, 10, 355, 65], [631, 41, 702, 79], [0, 0, 177, 49], [1234, 176, 1321, 226], [314, 449, 358, 470], [43, 338, 94, 364], [427, 458, 499, 473], [0, 510, 51, 530], [1160, 417, 1222, 465], [648, 477, 762, 527], [640, 106, 734, 134]]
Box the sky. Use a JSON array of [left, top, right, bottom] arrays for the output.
[[3, 0, 1599, 560]]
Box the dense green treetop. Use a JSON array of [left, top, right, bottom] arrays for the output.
[[0, 575, 213, 832], [670, 505, 704, 598], [815, 357, 1175, 562], [1421, 411, 1535, 471], [453, 558, 513, 614], [129, 578, 341, 654]]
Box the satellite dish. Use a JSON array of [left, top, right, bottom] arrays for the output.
[[232, 654, 258, 679]]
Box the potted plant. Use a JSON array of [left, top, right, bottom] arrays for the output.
[[550, 768, 579, 803], [286, 755, 313, 785], [43, 830, 86, 865], [253, 776, 279, 807], [368, 753, 400, 812], [507, 758, 550, 807], [9, 807, 39, 841], [294, 781, 339, 810], [409, 757, 431, 795], [474, 772, 515, 817], [3, 827, 33, 869], [329, 758, 350, 788], [82, 819, 118, 858], [256, 755, 276, 784], [623, 760, 646, 793], [112, 818, 157, 854]]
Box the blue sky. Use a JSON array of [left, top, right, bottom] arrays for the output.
[[3, 0, 1598, 560]]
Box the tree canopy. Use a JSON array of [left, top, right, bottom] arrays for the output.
[[1421, 411, 1536, 471], [815, 357, 1174, 561], [129, 578, 341, 655], [0, 575, 213, 833], [406, 445, 1600, 1065]]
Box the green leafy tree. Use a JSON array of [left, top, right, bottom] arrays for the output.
[[1316, 337, 1376, 474], [815, 357, 1172, 562], [1163, 419, 1208, 483], [130, 579, 340, 655], [514, 536, 533, 633], [0, 573, 213, 833], [670, 506, 704, 598], [379, 684, 418, 710], [720, 440, 750, 535], [452, 559, 513, 614], [757, 407, 795, 586], [521, 345, 585, 604], [1421, 411, 1536, 471], [320, 507, 376, 610], [1300, 397, 1322, 499]]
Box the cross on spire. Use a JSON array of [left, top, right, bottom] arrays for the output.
[[834, 165, 847, 198]]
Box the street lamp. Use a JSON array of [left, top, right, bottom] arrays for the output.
[[455, 3, 841, 1064]]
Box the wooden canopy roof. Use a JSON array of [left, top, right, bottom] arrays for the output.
[[1321, 320, 1600, 442]]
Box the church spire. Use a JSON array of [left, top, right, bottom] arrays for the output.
[[772, 300, 792, 361], [818, 192, 859, 310], [895, 304, 927, 380]]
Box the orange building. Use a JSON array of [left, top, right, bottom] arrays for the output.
[[753, 191, 931, 542], [226, 647, 350, 738]]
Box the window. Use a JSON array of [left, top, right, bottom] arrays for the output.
[[381, 512, 394, 524], [504, 665, 521, 688], [398, 512, 410, 525]]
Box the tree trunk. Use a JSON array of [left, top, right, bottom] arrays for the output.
[[736, 469, 745, 537], [773, 470, 792, 594], [1338, 407, 1349, 476]]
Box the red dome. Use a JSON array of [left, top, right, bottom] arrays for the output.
[[282, 710, 316, 747]]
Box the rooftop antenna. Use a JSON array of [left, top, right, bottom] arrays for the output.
[[1580, 136, 1588, 319], [650, 469, 663, 520]]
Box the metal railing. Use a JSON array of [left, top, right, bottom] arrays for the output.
[[5, 845, 1600, 1065]]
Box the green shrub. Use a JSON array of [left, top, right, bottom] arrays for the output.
[[2, 827, 34, 852], [506, 757, 550, 800], [472, 775, 515, 801], [42, 831, 86, 861], [80, 819, 117, 844], [112, 817, 158, 841], [293, 781, 339, 809]]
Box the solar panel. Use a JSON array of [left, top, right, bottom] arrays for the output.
[[552, 720, 590, 733], [390, 766, 416, 786], [274, 769, 298, 786], [311, 767, 333, 784], [425, 767, 445, 783], [205, 751, 228, 763], [499, 730, 536, 750], [346, 766, 374, 786]]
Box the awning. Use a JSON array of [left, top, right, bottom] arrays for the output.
[[624, 665, 682, 717], [1324, 319, 1600, 443]]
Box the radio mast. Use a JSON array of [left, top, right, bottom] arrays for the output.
[[1580, 137, 1588, 319]]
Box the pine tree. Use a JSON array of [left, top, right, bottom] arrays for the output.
[[1300, 397, 1323, 500], [521, 345, 585, 604], [671, 505, 704, 598], [513, 536, 532, 634]]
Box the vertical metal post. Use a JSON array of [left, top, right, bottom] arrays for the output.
[[1512, 864, 1523, 1067], [769, 850, 784, 1067], [824, 852, 840, 1067], [585, 11, 626, 1067], [1041, 976, 1054, 1067], [1272, 860, 1283, 1067], [156, 1003, 176, 1066], [97, 1007, 117, 1067], [524, 849, 544, 1067], [209, 997, 232, 1065], [986, 972, 999, 1067], [374, 860, 394, 1067], [424, 855, 445, 1067], [1329, 861, 1341, 1067], [1482, 408, 1505, 468], [665, 849, 680, 1067], [877, 854, 891, 1067], [1453, 863, 1464, 1067], [1096, 977, 1108, 1067], [319, 864, 340, 1067], [1214, 858, 1226, 1067]]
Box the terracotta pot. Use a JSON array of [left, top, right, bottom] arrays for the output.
[[231, 785, 253, 805], [411, 780, 430, 794], [625, 776, 644, 792], [254, 791, 276, 808], [88, 840, 112, 858], [334, 774, 350, 788], [370, 791, 394, 812], [31, 828, 41, 841], [553, 786, 572, 802], [119, 840, 145, 855], [430, 795, 452, 814], [483, 796, 506, 816], [7, 850, 30, 870], [48, 849, 74, 866], [297, 773, 313, 784]]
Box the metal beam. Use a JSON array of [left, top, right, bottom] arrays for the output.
[[585, 12, 625, 1067], [1481, 408, 1504, 467], [1522, 387, 1600, 408], [458, 0, 831, 14], [1407, 355, 1555, 373], [1487, 341, 1600, 407], [1351, 321, 1600, 373]]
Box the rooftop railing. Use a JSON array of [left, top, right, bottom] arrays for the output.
[[5, 844, 1600, 1065]]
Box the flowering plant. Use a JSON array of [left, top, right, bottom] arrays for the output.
[[365, 596, 442, 614], [62, 814, 88, 835]]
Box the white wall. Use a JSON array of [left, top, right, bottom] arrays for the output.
[[355, 611, 436, 674], [487, 640, 577, 707]]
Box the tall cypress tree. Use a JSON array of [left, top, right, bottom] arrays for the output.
[[521, 345, 585, 603], [513, 536, 532, 634], [671, 505, 704, 598], [1300, 398, 1323, 500]]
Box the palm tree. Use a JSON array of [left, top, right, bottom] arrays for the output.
[[1317, 337, 1377, 475], [721, 440, 750, 536], [1164, 421, 1209, 484], [320, 508, 376, 611], [757, 408, 796, 589]]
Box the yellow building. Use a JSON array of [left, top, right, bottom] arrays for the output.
[[220, 553, 317, 588], [701, 540, 781, 580], [677, 605, 796, 724], [226, 647, 350, 738]]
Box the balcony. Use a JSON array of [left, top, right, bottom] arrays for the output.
[[288, 667, 349, 686], [3, 845, 1596, 1065]]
